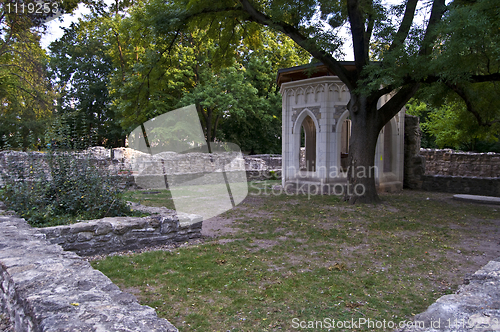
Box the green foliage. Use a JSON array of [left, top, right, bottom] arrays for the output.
[[407, 76, 500, 151], [407, 97, 500, 151], [102, 0, 309, 153], [0, 26, 54, 150], [174, 30, 306, 153], [48, 17, 126, 148], [404, 0, 500, 152], [405, 100, 437, 149], [269, 170, 278, 180], [0, 0, 83, 150], [430, 0, 500, 84], [105, 0, 196, 132], [0, 151, 133, 227], [176, 56, 260, 144], [218, 31, 309, 154]]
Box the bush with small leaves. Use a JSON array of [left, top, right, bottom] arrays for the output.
[[0, 151, 135, 227]]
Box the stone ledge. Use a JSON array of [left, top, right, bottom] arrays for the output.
[[453, 194, 500, 205], [0, 209, 178, 332], [37, 204, 203, 257], [395, 257, 500, 332]]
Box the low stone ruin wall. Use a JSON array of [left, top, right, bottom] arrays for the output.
[[403, 116, 500, 196], [0, 149, 282, 189], [397, 257, 500, 332], [245, 154, 282, 180], [38, 210, 203, 257], [421, 149, 500, 177], [421, 175, 500, 197], [417, 149, 500, 197], [3, 145, 499, 196], [0, 203, 178, 331]]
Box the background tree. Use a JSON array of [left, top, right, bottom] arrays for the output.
[[219, 30, 310, 154], [407, 83, 500, 152], [176, 29, 307, 154], [0, 19, 53, 150], [49, 16, 126, 148], [0, 0, 81, 150], [406, 0, 500, 152], [105, 0, 199, 134], [105, 0, 308, 153]]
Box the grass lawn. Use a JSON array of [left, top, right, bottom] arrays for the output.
[[91, 181, 500, 331]]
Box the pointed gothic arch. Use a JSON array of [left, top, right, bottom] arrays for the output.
[[382, 118, 397, 174], [293, 109, 319, 173], [335, 110, 351, 171]]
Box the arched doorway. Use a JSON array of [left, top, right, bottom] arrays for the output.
[[383, 122, 393, 173], [298, 115, 316, 172], [340, 118, 351, 171]]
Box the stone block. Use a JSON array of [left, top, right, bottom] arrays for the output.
[[189, 221, 203, 230], [122, 238, 141, 248], [94, 234, 114, 243], [64, 234, 78, 243], [130, 228, 156, 234], [40, 228, 60, 239], [137, 236, 174, 246], [148, 216, 161, 228], [95, 221, 113, 235], [174, 235, 189, 243], [188, 233, 202, 239], [112, 222, 130, 235], [69, 223, 97, 233], [62, 241, 93, 252], [77, 232, 94, 242], [121, 218, 148, 229], [160, 220, 178, 234]]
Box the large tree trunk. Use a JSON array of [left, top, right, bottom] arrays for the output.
[[346, 94, 383, 204]]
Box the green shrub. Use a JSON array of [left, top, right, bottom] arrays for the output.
[[0, 151, 134, 227]]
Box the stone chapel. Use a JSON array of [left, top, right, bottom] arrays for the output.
[[277, 62, 405, 193]]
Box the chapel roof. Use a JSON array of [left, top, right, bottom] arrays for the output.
[[277, 61, 356, 87]]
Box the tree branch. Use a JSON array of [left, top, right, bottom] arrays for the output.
[[412, 73, 500, 85], [419, 0, 446, 57], [131, 29, 182, 120], [238, 0, 355, 88], [176, 0, 356, 87], [114, 32, 126, 81], [378, 83, 420, 127], [9, 72, 50, 106], [447, 83, 500, 127], [347, 0, 369, 72], [389, 0, 418, 52], [470, 73, 500, 83], [364, 13, 375, 54]]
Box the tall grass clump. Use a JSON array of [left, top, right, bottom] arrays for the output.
[[0, 150, 133, 227]]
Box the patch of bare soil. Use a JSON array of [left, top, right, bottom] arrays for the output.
[[123, 286, 142, 296], [246, 239, 279, 252], [204, 190, 500, 298], [202, 215, 244, 238], [394, 192, 500, 293], [201, 195, 273, 237]]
